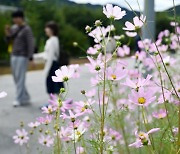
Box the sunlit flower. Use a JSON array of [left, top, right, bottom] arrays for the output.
[[39, 135, 54, 147], [13, 129, 29, 146], [129, 128, 160, 148], [52, 65, 74, 82], [103, 4, 126, 20]]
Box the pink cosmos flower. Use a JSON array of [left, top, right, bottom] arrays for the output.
[[106, 25, 115, 32], [59, 127, 72, 142], [103, 4, 126, 20], [152, 109, 167, 119], [129, 88, 156, 107], [87, 53, 104, 73], [69, 123, 86, 142], [69, 64, 80, 78], [52, 65, 74, 82], [123, 15, 146, 31], [60, 110, 83, 121], [39, 135, 54, 147], [129, 128, 160, 148], [125, 31, 137, 37], [85, 88, 96, 97], [28, 121, 41, 128], [117, 45, 130, 57], [41, 105, 56, 114], [87, 47, 98, 55], [106, 67, 127, 81], [74, 99, 95, 114], [48, 94, 73, 112], [123, 74, 152, 89], [158, 90, 171, 104], [13, 129, 29, 146], [37, 115, 54, 125], [138, 39, 152, 50], [106, 128, 122, 146], [0, 91, 7, 98], [88, 26, 107, 43], [76, 146, 85, 154]]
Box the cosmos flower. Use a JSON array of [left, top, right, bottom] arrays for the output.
[[52, 65, 74, 82], [125, 31, 137, 37], [59, 127, 72, 142], [41, 105, 56, 114], [28, 121, 41, 128], [106, 67, 127, 81], [129, 128, 160, 148], [152, 109, 167, 119], [87, 53, 104, 73], [13, 129, 29, 146], [123, 15, 146, 32], [69, 123, 86, 142], [117, 45, 130, 57], [88, 26, 107, 43], [39, 135, 54, 147], [37, 115, 54, 125], [123, 74, 152, 90], [129, 88, 156, 107], [69, 64, 80, 78], [61, 110, 83, 122], [103, 4, 126, 20]]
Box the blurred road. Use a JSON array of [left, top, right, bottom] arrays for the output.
[[0, 65, 92, 154]]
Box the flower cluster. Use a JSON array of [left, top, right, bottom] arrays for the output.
[[12, 3, 180, 154]]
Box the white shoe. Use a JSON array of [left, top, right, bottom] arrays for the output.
[[13, 101, 21, 107]]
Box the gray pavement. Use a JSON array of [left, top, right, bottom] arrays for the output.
[[0, 65, 92, 154]]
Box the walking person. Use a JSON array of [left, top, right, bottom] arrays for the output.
[[5, 10, 35, 107], [34, 21, 64, 97]]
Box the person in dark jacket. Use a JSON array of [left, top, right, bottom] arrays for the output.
[[5, 10, 35, 107]]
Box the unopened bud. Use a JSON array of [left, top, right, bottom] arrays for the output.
[[73, 42, 78, 47], [85, 25, 92, 33], [95, 20, 102, 27]]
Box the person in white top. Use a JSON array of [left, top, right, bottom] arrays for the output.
[[34, 21, 64, 95]]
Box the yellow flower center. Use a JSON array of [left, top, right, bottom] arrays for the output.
[[111, 74, 117, 80], [138, 97, 146, 104], [76, 131, 81, 136]]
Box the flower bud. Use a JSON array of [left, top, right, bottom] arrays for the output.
[[60, 88, 65, 94], [116, 41, 121, 47], [81, 90, 86, 95], [73, 42, 78, 47], [95, 20, 102, 27], [85, 25, 92, 33]]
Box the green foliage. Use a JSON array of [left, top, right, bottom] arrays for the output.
[[0, 12, 11, 60]]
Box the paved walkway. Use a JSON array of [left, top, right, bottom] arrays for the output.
[[0, 65, 92, 154]]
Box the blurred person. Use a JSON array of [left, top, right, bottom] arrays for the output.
[[5, 10, 35, 107], [34, 21, 64, 98]]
